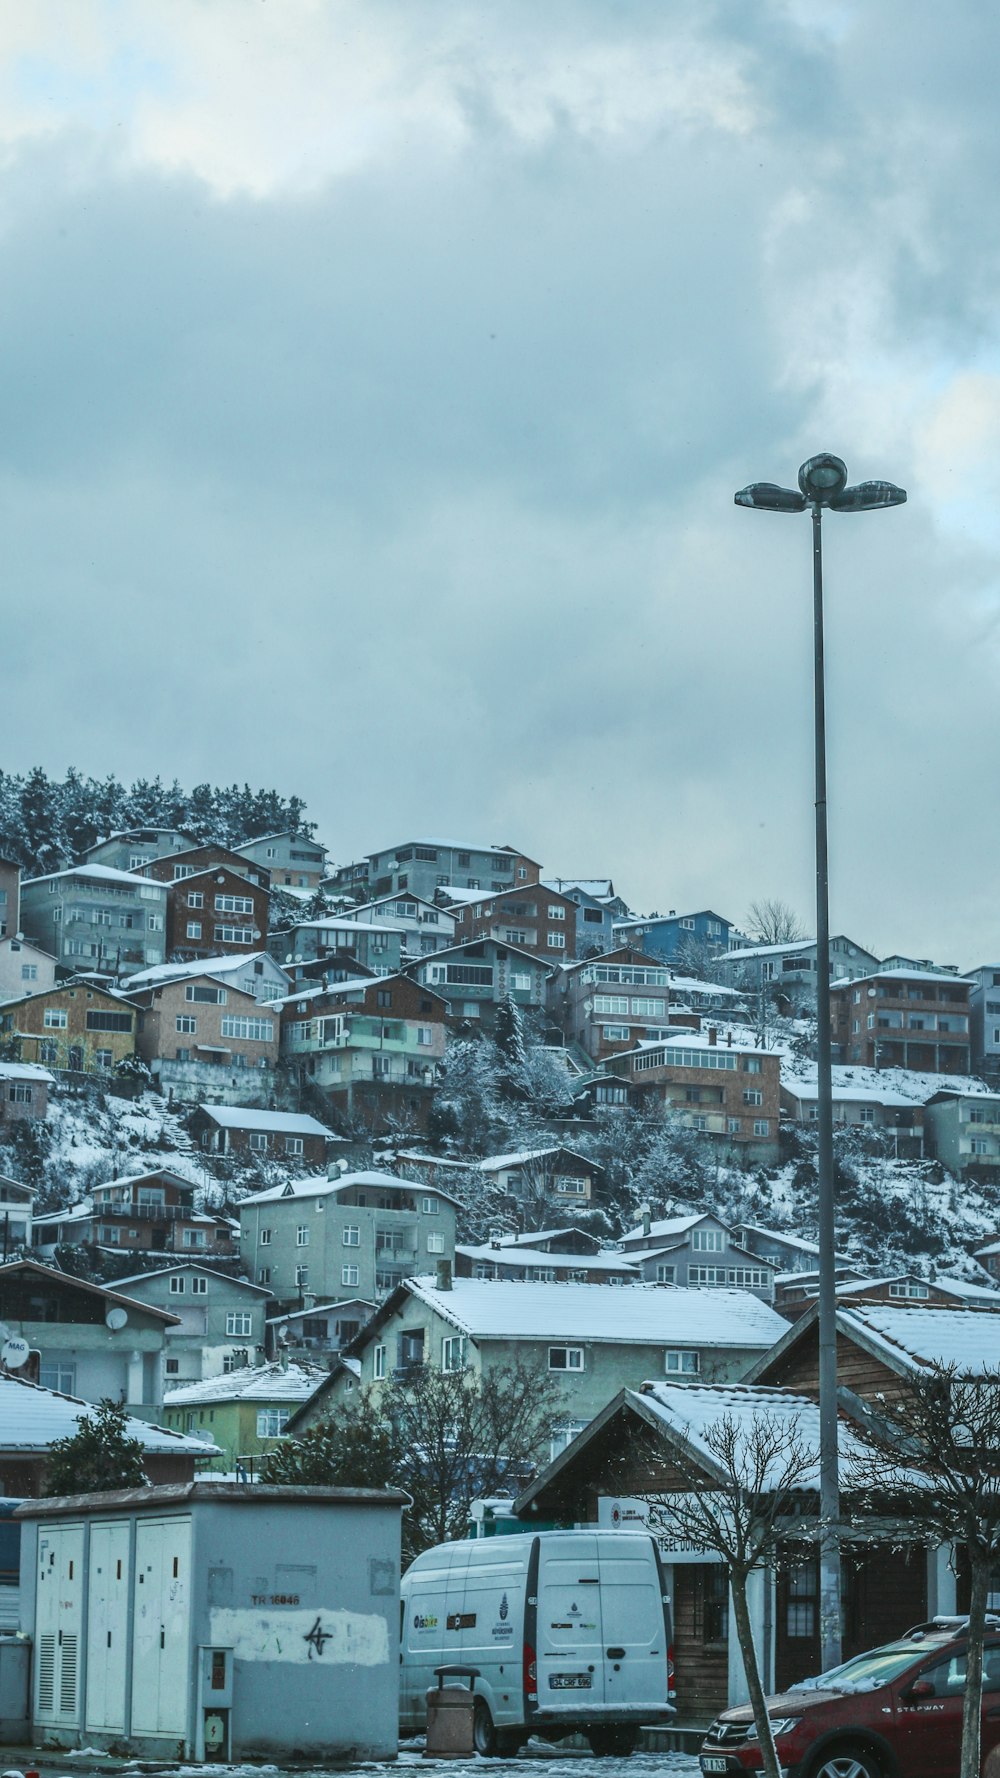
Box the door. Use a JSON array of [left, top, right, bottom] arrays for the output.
[[85, 1521, 131, 1733], [893, 1647, 968, 1778], [536, 1536, 605, 1708], [34, 1523, 85, 1729], [131, 1517, 192, 1738], [598, 1538, 668, 1711]]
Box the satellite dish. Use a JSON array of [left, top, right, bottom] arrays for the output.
[[105, 1307, 128, 1332], [2, 1336, 29, 1370]]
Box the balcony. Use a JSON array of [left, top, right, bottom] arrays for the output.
[[92, 1200, 194, 1221]]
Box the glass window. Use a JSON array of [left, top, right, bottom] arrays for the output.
[[548, 1346, 584, 1371], [374, 1344, 386, 1380], [342, 1226, 360, 1246], [442, 1336, 466, 1373], [226, 1313, 252, 1336], [256, 1408, 290, 1438], [342, 1264, 359, 1286], [665, 1350, 699, 1374]]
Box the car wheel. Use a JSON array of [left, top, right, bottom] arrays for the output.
[[808, 1746, 881, 1778], [473, 1700, 499, 1756], [587, 1725, 640, 1757]]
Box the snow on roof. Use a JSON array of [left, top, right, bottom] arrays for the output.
[[0, 1374, 211, 1452], [622, 1212, 712, 1242], [457, 1244, 637, 1272], [724, 938, 819, 962], [123, 953, 286, 989], [504, 1226, 600, 1248], [271, 976, 376, 1006], [634, 1381, 870, 1489], [239, 1169, 459, 1207], [402, 1276, 787, 1347], [664, 974, 744, 998], [266, 1298, 374, 1326], [24, 864, 165, 889], [542, 879, 614, 900], [374, 839, 523, 857], [236, 831, 325, 851], [0, 1063, 54, 1083], [293, 916, 404, 935], [841, 968, 970, 989], [839, 1304, 1000, 1373], [630, 1030, 771, 1058], [782, 1067, 920, 1108], [478, 1148, 585, 1173], [197, 1106, 338, 1137], [113, 1264, 272, 1294], [163, 1360, 326, 1407]]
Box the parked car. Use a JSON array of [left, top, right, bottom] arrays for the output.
[[700, 1617, 1000, 1777]]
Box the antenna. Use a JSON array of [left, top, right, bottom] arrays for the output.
[[105, 1306, 128, 1332], [2, 1336, 29, 1370]]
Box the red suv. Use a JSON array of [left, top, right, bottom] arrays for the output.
[[699, 1618, 1000, 1778]]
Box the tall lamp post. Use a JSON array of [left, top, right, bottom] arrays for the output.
[[734, 454, 906, 1672]]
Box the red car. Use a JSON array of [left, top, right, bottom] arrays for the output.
[[699, 1618, 1000, 1778]]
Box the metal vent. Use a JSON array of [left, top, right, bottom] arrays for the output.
[[37, 1633, 55, 1714], [59, 1632, 78, 1716]]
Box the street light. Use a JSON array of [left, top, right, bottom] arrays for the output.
[[735, 453, 906, 1673]]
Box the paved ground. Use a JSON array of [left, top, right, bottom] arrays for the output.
[[0, 1746, 702, 1778]]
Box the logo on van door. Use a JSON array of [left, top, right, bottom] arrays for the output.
[[491, 1593, 514, 1641], [413, 1613, 439, 1631], [499, 1593, 509, 1621]]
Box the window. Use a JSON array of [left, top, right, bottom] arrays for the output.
[[743, 1057, 762, 1073], [259, 1227, 272, 1245], [594, 995, 629, 1016], [94, 1049, 113, 1071], [257, 1267, 271, 1285], [549, 1421, 588, 1461], [376, 988, 392, 1008], [169, 1276, 185, 1295], [295, 1264, 309, 1287], [176, 1048, 191, 1062], [727, 1268, 770, 1289], [221, 1015, 274, 1042], [692, 1228, 724, 1252], [176, 1014, 197, 1034], [689, 1266, 726, 1285], [665, 1350, 699, 1374], [181, 1229, 206, 1248], [187, 891, 205, 908], [215, 922, 256, 943], [726, 1117, 741, 1134], [548, 1346, 585, 1371], [785, 1562, 817, 1639], [191, 1276, 208, 1295], [427, 1232, 445, 1254], [20, 963, 37, 981], [248, 1132, 268, 1152], [753, 1119, 770, 1137], [548, 904, 566, 920], [971, 1138, 991, 1156], [86, 1010, 132, 1032], [374, 1344, 386, 1380], [342, 1226, 360, 1247], [296, 1226, 310, 1246], [256, 1408, 290, 1438], [631, 998, 666, 1017], [186, 984, 226, 1004], [603, 1024, 631, 1041], [889, 1280, 929, 1299], [342, 1264, 360, 1286], [40, 1362, 76, 1394], [285, 1136, 304, 1155], [655, 1264, 676, 1284], [215, 894, 255, 914], [546, 932, 566, 949], [227, 1312, 253, 1336], [442, 1336, 466, 1372], [422, 1196, 439, 1214], [186, 922, 203, 940], [165, 1357, 180, 1375], [43, 1009, 68, 1029], [743, 1089, 763, 1106]]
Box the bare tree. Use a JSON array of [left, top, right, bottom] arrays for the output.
[[745, 899, 808, 945], [847, 1364, 1000, 1778], [641, 1406, 818, 1778]]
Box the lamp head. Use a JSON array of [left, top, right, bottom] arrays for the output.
[[798, 454, 848, 505], [734, 482, 807, 513]]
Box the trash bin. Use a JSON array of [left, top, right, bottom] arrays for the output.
[[424, 1665, 481, 1758]]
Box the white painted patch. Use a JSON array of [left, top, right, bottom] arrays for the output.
[[209, 1605, 390, 1666]]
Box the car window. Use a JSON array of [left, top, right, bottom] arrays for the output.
[[918, 1649, 1000, 1697], [806, 1644, 929, 1691]]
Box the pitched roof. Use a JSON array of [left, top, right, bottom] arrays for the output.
[[122, 952, 287, 990], [23, 864, 165, 889], [390, 1275, 787, 1347], [113, 1263, 272, 1295], [0, 1063, 54, 1084], [0, 1373, 210, 1452], [238, 1169, 460, 1209], [457, 1244, 637, 1273], [838, 1303, 1000, 1374], [0, 1258, 181, 1324], [163, 1359, 326, 1407], [195, 1106, 338, 1138]]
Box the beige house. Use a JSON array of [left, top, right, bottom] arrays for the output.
[[131, 969, 281, 1105]]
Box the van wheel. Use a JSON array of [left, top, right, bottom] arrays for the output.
[[473, 1700, 499, 1756], [587, 1726, 640, 1757]]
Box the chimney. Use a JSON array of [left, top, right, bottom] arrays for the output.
[[641, 1203, 652, 1239], [489, 1229, 503, 1251], [302, 1291, 316, 1311], [327, 1159, 339, 1180], [436, 1258, 453, 1292], [708, 1025, 717, 1046]]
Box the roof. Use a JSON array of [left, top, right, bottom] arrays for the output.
[[389, 1275, 788, 1348], [195, 1106, 338, 1138], [235, 831, 326, 852], [478, 1147, 598, 1174], [266, 1298, 374, 1326], [724, 938, 819, 962], [413, 936, 554, 971], [622, 1212, 715, 1243], [122, 953, 286, 990], [835, 968, 971, 990], [0, 1374, 211, 1453], [0, 1258, 181, 1324], [0, 1063, 54, 1084], [23, 864, 166, 890], [113, 1263, 273, 1295], [614, 909, 731, 931], [780, 1060, 995, 1104], [16, 1481, 407, 1518], [371, 839, 528, 858], [782, 1067, 922, 1108], [238, 1169, 461, 1209], [838, 1304, 1000, 1374], [634, 1381, 872, 1490], [163, 1360, 326, 1407], [457, 1244, 637, 1273]]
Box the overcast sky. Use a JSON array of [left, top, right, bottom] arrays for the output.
[[2, 2, 999, 966]]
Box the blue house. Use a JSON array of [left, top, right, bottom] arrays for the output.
[[611, 909, 733, 964]]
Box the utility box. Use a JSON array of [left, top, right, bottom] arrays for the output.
[[16, 1482, 406, 1762]]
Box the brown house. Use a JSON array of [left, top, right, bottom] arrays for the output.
[[164, 865, 269, 961], [33, 1167, 237, 1259], [0, 857, 20, 939], [131, 971, 281, 1105], [0, 1374, 205, 1495], [0, 981, 138, 1074], [190, 1104, 341, 1165], [280, 971, 448, 1134], [143, 843, 271, 893], [598, 1029, 782, 1161], [449, 882, 578, 962], [831, 967, 972, 1074], [546, 945, 675, 1063], [0, 1063, 53, 1127]]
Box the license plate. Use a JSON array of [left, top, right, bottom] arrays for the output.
[[548, 1673, 592, 1690], [701, 1760, 729, 1774]]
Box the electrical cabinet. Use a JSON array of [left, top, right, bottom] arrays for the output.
[[34, 1522, 84, 1731], [84, 1520, 131, 1734], [131, 1517, 191, 1737]]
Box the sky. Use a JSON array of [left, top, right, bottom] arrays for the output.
[[2, 2, 1000, 967]]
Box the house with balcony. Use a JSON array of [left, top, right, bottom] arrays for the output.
[[190, 1104, 342, 1165], [617, 1209, 779, 1301], [0, 980, 138, 1075], [780, 1065, 926, 1157], [279, 972, 448, 1134], [448, 883, 579, 963], [546, 947, 677, 1064], [82, 828, 195, 873], [831, 968, 972, 1074], [129, 967, 283, 1105], [19, 865, 168, 978], [409, 937, 552, 1027], [32, 1167, 237, 1260], [542, 880, 623, 954], [113, 1263, 272, 1387], [269, 915, 404, 977], [965, 965, 1000, 1080], [123, 950, 290, 1004], [596, 1029, 782, 1161], [456, 1229, 637, 1284], [265, 1297, 374, 1362], [0, 1259, 179, 1414], [923, 1087, 1000, 1177], [238, 1169, 458, 1306], [329, 839, 540, 904], [476, 1146, 605, 1218], [336, 894, 456, 958], [164, 865, 269, 961], [233, 830, 327, 889], [142, 842, 271, 892], [720, 934, 879, 1008]]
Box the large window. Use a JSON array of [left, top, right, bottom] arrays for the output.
[[665, 1350, 699, 1374], [692, 1228, 724, 1252], [227, 1312, 252, 1336], [186, 984, 227, 1004], [43, 1009, 68, 1029], [296, 1226, 310, 1246], [256, 1408, 290, 1438], [215, 894, 255, 914], [342, 1226, 360, 1247], [342, 1264, 360, 1287], [220, 1016, 274, 1042]]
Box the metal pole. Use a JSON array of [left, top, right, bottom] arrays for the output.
[[812, 500, 841, 1671]]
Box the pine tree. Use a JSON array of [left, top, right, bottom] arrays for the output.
[[44, 1399, 148, 1496]]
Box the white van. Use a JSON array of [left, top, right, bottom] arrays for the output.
[[400, 1529, 675, 1756]]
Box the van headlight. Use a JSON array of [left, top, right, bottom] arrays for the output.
[[746, 1718, 802, 1738]]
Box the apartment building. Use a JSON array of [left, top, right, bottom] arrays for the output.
[[720, 934, 879, 1006], [269, 915, 403, 977], [280, 972, 448, 1133], [410, 937, 552, 1026], [82, 828, 194, 873], [599, 1029, 782, 1160], [0, 937, 57, 1004], [546, 946, 675, 1062], [0, 858, 20, 938], [0, 981, 138, 1074], [164, 865, 269, 961], [20, 865, 168, 976], [233, 830, 327, 889], [330, 839, 540, 903], [448, 882, 578, 962], [130, 970, 282, 1105], [965, 965, 1000, 1079], [831, 968, 972, 1073], [113, 1264, 272, 1386]]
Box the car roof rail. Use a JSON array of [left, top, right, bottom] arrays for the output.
[[903, 1615, 1000, 1640]]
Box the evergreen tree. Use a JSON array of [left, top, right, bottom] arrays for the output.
[[44, 1399, 148, 1496]]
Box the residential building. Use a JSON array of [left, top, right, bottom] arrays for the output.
[[82, 828, 194, 872], [598, 1029, 782, 1161], [129, 969, 282, 1105], [448, 883, 579, 962], [190, 1105, 342, 1166], [164, 865, 269, 961], [233, 830, 327, 889], [113, 1264, 272, 1386], [269, 915, 404, 977], [543, 880, 622, 954], [317, 1273, 788, 1460], [265, 1298, 374, 1362], [780, 1065, 926, 1157], [123, 950, 290, 1003], [476, 1146, 605, 1217], [0, 1260, 178, 1413], [238, 1169, 458, 1305], [831, 968, 972, 1073], [547, 947, 676, 1063], [773, 1270, 996, 1318], [737, 1224, 856, 1277], [720, 934, 879, 1006], [330, 839, 541, 904], [32, 1167, 237, 1260], [0, 1374, 209, 1497], [456, 1232, 637, 1284], [923, 1088, 1000, 1176], [410, 937, 552, 1026], [965, 964, 1000, 1079], [160, 1359, 326, 1472], [142, 842, 271, 892], [0, 935, 58, 1003], [612, 909, 734, 966], [0, 1063, 53, 1127], [0, 980, 138, 1074], [20, 865, 168, 976], [0, 857, 20, 938], [279, 972, 449, 1133], [618, 1210, 779, 1301], [337, 893, 456, 957], [0, 1175, 33, 1249]]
